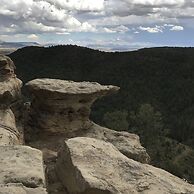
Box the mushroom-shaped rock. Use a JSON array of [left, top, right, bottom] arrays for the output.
[[25, 78, 119, 133], [57, 137, 194, 194], [25, 78, 150, 163]]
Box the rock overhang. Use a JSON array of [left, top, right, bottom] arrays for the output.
[[25, 78, 120, 99]]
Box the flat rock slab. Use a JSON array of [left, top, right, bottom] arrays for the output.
[[57, 137, 194, 194], [25, 78, 119, 97], [0, 184, 47, 194], [0, 146, 45, 188]]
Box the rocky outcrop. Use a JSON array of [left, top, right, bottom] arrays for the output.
[[0, 56, 47, 194], [25, 78, 119, 133], [57, 137, 194, 194], [0, 55, 22, 145], [0, 145, 47, 193], [68, 122, 150, 163], [25, 78, 149, 163]]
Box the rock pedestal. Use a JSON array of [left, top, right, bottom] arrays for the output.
[[25, 78, 119, 133], [0, 55, 22, 145], [25, 78, 150, 163]]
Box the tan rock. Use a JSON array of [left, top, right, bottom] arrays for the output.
[[0, 146, 46, 188], [57, 137, 194, 194], [0, 55, 16, 81], [0, 184, 47, 194], [25, 78, 149, 163], [68, 122, 150, 163], [0, 108, 20, 145], [0, 55, 22, 145], [25, 78, 119, 133]]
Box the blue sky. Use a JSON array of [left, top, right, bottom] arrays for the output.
[[0, 0, 194, 51]]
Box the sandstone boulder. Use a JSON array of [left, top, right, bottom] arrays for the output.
[[0, 55, 22, 145], [0, 55, 22, 108], [0, 55, 16, 81], [57, 137, 194, 194], [68, 122, 150, 163], [0, 146, 46, 188], [0, 108, 20, 145]]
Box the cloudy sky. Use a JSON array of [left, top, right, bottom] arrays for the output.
[[0, 0, 194, 51]]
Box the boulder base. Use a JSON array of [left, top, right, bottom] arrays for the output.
[[0, 146, 45, 188], [57, 137, 194, 194]]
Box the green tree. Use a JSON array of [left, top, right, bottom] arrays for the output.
[[103, 110, 129, 131], [129, 104, 163, 145]]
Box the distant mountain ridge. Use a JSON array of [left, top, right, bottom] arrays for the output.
[[0, 41, 40, 49]]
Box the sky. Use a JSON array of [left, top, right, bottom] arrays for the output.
[[0, 0, 194, 51]]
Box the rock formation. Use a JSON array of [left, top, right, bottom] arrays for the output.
[[0, 55, 47, 194], [0, 55, 22, 145], [25, 78, 150, 163], [1, 56, 194, 194], [57, 137, 194, 194]]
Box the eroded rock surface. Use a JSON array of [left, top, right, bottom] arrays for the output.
[[57, 137, 194, 194], [0, 146, 45, 188], [25, 78, 149, 163], [0, 55, 22, 145], [0, 108, 20, 145], [25, 78, 119, 133], [68, 122, 150, 163]]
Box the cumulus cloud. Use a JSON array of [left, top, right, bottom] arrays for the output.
[[139, 26, 163, 33], [27, 34, 39, 40], [0, 0, 192, 48], [170, 25, 184, 31]]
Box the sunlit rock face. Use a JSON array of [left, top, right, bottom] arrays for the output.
[[25, 78, 119, 133], [57, 137, 194, 194], [0, 55, 22, 145], [25, 78, 150, 163], [0, 55, 16, 81]]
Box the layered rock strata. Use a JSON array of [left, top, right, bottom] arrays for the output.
[[25, 78, 149, 163], [0, 55, 22, 145], [57, 137, 194, 194]]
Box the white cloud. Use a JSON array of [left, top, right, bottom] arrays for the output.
[[139, 26, 163, 33], [0, 0, 192, 49], [27, 34, 39, 40], [102, 25, 129, 33], [170, 25, 184, 31]]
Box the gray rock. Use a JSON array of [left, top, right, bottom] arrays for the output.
[[0, 145, 46, 188], [57, 137, 194, 194]]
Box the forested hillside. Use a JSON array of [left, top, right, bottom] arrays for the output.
[[9, 45, 194, 182]]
